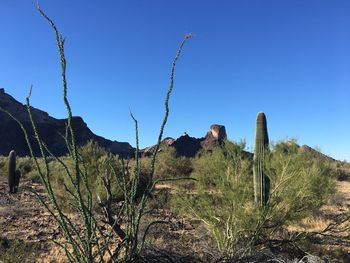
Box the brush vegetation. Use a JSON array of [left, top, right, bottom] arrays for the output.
[[171, 140, 336, 258], [1, 138, 340, 261]]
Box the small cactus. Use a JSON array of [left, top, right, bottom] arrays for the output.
[[15, 169, 21, 193], [8, 150, 16, 194], [253, 112, 270, 206]]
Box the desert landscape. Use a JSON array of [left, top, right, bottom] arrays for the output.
[[0, 86, 349, 262], [1, 1, 349, 262]]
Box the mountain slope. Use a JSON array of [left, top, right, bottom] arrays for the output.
[[0, 88, 134, 157]]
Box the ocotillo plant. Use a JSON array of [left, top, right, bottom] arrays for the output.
[[8, 150, 16, 194], [0, 4, 192, 262], [253, 112, 270, 206]]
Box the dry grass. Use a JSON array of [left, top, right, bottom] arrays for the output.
[[287, 178, 350, 262]]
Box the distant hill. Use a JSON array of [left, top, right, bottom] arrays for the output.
[[0, 88, 134, 157], [273, 140, 338, 163]]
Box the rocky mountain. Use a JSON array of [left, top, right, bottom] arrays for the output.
[[0, 88, 134, 157], [142, 124, 229, 157]]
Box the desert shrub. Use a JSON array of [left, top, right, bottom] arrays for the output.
[[172, 140, 256, 257], [333, 159, 350, 181], [148, 188, 171, 210], [171, 140, 336, 259], [0, 156, 7, 177], [10, 156, 48, 183], [78, 141, 124, 201], [140, 147, 192, 180], [0, 239, 41, 263], [35, 141, 124, 211], [266, 142, 336, 222], [335, 169, 350, 181], [17, 156, 33, 176]]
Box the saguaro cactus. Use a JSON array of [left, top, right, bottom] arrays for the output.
[[15, 169, 21, 193], [8, 150, 16, 194], [253, 112, 270, 206]]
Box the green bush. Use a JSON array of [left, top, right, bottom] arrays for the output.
[[140, 147, 193, 180], [78, 141, 124, 201], [42, 141, 124, 211], [266, 141, 335, 221], [171, 140, 336, 258], [17, 157, 33, 176], [0, 156, 7, 178], [156, 147, 193, 178], [172, 140, 256, 256]]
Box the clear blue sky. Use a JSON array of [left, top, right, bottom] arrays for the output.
[[1, 1, 349, 161]]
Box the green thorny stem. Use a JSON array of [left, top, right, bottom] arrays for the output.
[[35, 4, 83, 191], [16, 4, 107, 262], [35, 5, 87, 211], [26, 86, 84, 254], [125, 111, 141, 259], [0, 89, 99, 261], [129, 111, 140, 202], [109, 35, 193, 261], [150, 34, 192, 179]]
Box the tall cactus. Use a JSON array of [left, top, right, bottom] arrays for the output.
[[8, 150, 16, 194], [253, 112, 270, 206]]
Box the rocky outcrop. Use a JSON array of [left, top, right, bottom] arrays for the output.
[[205, 124, 227, 142], [0, 88, 134, 157], [142, 137, 175, 156], [171, 134, 203, 157], [201, 124, 227, 151], [141, 124, 228, 158]]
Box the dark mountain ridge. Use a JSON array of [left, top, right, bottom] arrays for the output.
[[0, 88, 134, 156], [141, 124, 229, 158]]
